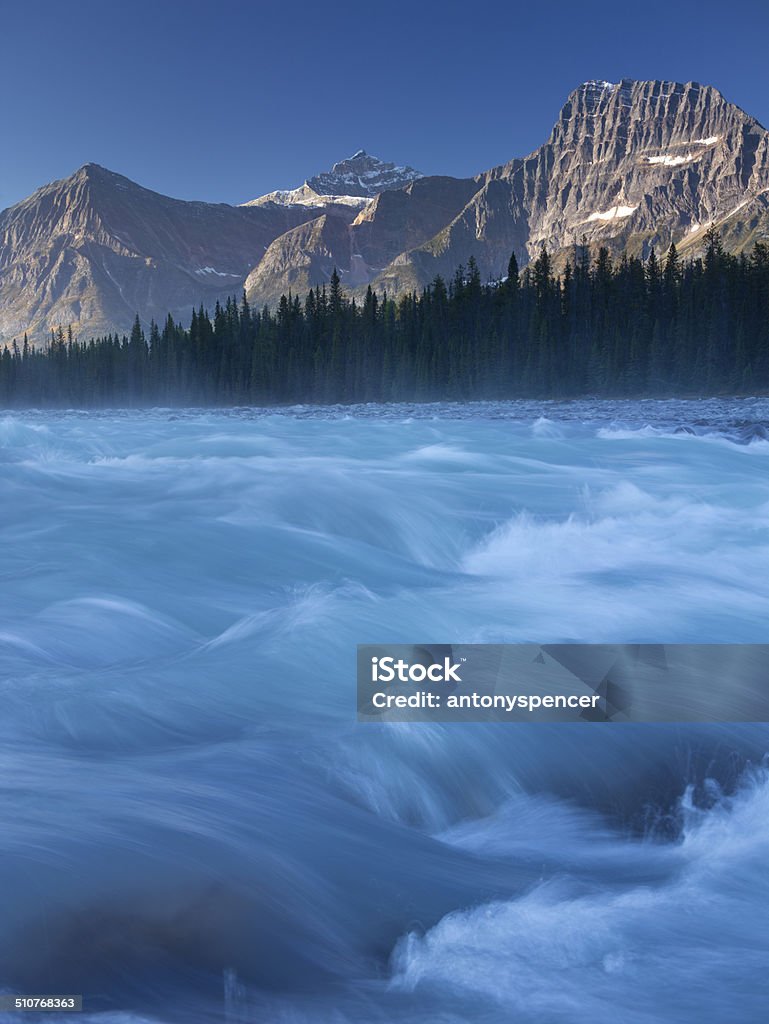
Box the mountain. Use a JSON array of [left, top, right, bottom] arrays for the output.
[[0, 153, 423, 342], [0, 164, 326, 342], [2, 81, 768, 344], [245, 175, 481, 309], [242, 150, 423, 209], [368, 79, 769, 294]]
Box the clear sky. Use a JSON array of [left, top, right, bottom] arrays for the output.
[[2, 0, 769, 210]]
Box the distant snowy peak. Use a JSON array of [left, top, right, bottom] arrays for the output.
[[309, 150, 423, 197], [243, 150, 423, 208]]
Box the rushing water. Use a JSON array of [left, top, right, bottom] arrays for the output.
[[1, 399, 768, 1023]]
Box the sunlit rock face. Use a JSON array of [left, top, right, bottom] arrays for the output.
[[367, 79, 769, 294]]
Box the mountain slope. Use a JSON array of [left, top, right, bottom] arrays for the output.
[[244, 211, 358, 310], [244, 175, 482, 304], [366, 80, 769, 294], [0, 165, 321, 342]]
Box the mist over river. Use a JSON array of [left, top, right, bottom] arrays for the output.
[[1, 398, 768, 1023]]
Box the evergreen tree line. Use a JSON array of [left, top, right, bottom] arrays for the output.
[[1, 228, 768, 407]]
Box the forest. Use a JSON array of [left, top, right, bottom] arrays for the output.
[[1, 228, 768, 407]]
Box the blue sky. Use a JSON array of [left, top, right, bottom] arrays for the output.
[[2, 0, 769, 209]]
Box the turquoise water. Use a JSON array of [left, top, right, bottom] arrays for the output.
[[1, 399, 768, 1022]]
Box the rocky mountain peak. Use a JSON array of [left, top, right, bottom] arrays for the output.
[[355, 78, 769, 301], [549, 78, 760, 155], [27, 164, 144, 216], [307, 150, 423, 197], [74, 161, 111, 178], [533, 78, 768, 244], [65, 163, 135, 191], [243, 151, 424, 209]]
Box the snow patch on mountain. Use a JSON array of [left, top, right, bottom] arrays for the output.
[[586, 205, 638, 222], [646, 153, 696, 167], [244, 187, 369, 210], [644, 137, 720, 168], [196, 266, 239, 277]]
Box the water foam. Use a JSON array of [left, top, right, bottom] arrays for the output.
[[1, 401, 767, 1021]]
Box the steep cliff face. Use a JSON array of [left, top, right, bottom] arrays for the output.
[[0, 165, 319, 342], [373, 80, 769, 292], [527, 79, 768, 252]]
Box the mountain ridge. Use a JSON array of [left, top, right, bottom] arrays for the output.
[[2, 79, 769, 343], [241, 150, 423, 210], [365, 78, 769, 297]]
